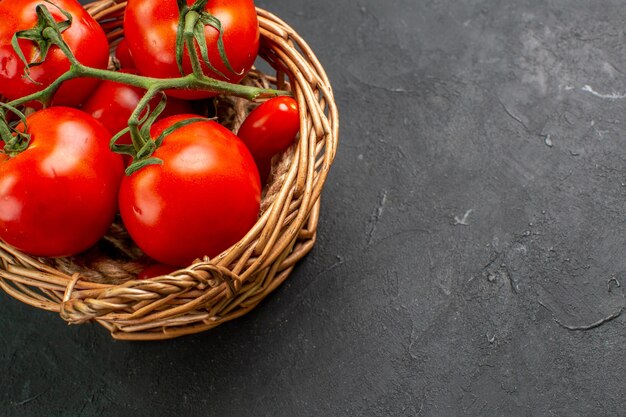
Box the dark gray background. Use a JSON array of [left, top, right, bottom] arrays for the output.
[[1, 0, 625, 416]]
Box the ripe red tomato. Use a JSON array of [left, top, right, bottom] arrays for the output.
[[237, 97, 300, 160], [119, 115, 261, 266], [81, 69, 195, 145], [0, 0, 109, 107], [124, 0, 259, 100], [237, 96, 300, 183], [0, 107, 125, 257], [114, 38, 135, 69]]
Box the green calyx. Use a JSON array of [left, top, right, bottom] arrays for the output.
[[109, 90, 166, 176], [175, 0, 238, 78], [0, 104, 31, 157], [114, 114, 212, 176], [12, 1, 74, 83], [109, 89, 210, 176]]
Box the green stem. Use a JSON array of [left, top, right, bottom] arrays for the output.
[[9, 69, 75, 107], [0, 104, 31, 156], [0, 116, 12, 144], [42, 27, 79, 66], [6, 64, 288, 111], [184, 11, 204, 78], [128, 88, 159, 152]]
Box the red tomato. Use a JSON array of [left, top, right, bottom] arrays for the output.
[[119, 115, 261, 267], [238, 97, 300, 160], [0, 107, 124, 257], [0, 0, 109, 107], [114, 38, 135, 69], [124, 0, 259, 100], [81, 69, 195, 145], [237, 96, 300, 183]]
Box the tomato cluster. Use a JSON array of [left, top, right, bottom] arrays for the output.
[[0, 0, 300, 268]]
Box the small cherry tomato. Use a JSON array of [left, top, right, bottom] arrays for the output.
[[0, 0, 109, 107], [119, 115, 261, 267], [114, 38, 135, 69], [81, 69, 195, 145], [0, 107, 124, 257], [237, 96, 300, 160], [237, 96, 299, 184]]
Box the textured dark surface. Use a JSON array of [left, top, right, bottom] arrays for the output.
[[1, 0, 625, 416]]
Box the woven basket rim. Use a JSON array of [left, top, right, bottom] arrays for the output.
[[0, 0, 339, 340]]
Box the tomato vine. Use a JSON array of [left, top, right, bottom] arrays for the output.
[[0, 0, 290, 175]]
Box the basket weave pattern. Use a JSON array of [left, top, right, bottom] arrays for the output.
[[0, 0, 338, 340]]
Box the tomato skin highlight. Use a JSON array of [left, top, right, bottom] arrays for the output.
[[0, 107, 125, 257], [81, 69, 196, 146], [123, 0, 259, 100], [119, 115, 261, 267], [0, 0, 109, 107]]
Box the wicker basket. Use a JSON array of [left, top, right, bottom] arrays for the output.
[[0, 0, 338, 340]]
